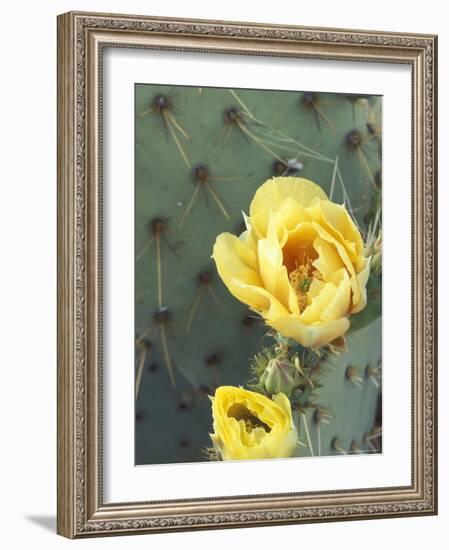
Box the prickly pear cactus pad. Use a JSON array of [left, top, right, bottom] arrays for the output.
[[135, 83, 382, 465]]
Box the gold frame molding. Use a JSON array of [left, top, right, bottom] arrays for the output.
[[57, 11, 438, 538]]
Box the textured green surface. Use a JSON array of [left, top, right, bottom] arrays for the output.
[[135, 84, 382, 464], [302, 317, 382, 457]]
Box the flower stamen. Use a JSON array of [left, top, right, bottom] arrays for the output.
[[288, 259, 320, 312], [227, 403, 271, 433]]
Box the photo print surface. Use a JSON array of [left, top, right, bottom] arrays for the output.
[[134, 84, 382, 465]]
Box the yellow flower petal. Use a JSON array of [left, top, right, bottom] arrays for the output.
[[257, 215, 299, 314], [312, 236, 345, 280], [321, 275, 351, 322], [211, 387, 298, 460], [270, 315, 351, 348], [212, 176, 371, 348], [299, 282, 338, 324], [249, 177, 328, 237], [258, 238, 298, 314], [308, 278, 325, 298], [213, 232, 258, 274], [312, 222, 363, 307], [273, 198, 313, 232], [212, 232, 263, 309], [282, 222, 318, 273], [317, 200, 364, 260], [272, 392, 293, 419], [351, 256, 372, 313]]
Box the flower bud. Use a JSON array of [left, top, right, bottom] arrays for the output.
[[365, 231, 382, 276], [260, 358, 302, 397], [371, 238, 382, 275]]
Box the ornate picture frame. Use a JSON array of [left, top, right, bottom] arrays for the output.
[[57, 11, 437, 538]]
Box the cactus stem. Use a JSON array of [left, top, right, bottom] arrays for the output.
[[301, 413, 314, 457]]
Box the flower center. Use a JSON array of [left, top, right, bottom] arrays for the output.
[[289, 259, 321, 312], [227, 403, 271, 434]]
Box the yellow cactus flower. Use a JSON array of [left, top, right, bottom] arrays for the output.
[[212, 177, 370, 348], [210, 386, 298, 460]]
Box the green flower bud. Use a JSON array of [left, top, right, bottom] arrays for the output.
[[371, 252, 381, 275], [365, 231, 382, 276], [260, 358, 302, 397]]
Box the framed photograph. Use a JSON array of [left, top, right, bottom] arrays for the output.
[[57, 11, 438, 538]]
